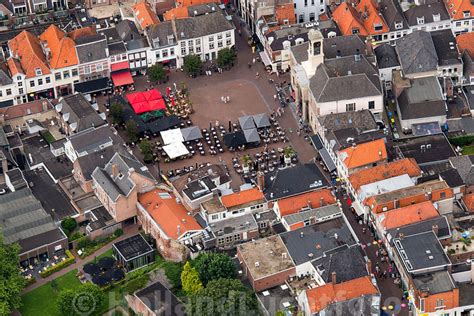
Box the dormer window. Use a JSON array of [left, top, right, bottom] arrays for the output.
[[167, 35, 174, 45], [417, 17, 425, 25], [352, 27, 360, 34], [374, 23, 383, 32], [35, 68, 42, 76], [463, 10, 471, 18], [433, 13, 440, 22], [395, 21, 403, 30]]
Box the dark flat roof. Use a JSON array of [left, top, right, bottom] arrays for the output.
[[113, 234, 154, 261], [393, 231, 450, 273], [135, 281, 185, 315], [413, 271, 455, 295], [264, 163, 329, 201], [387, 216, 450, 242], [395, 135, 456, 165], [24, 169, 78, 221], [311, 245, 368, 284], [74, 77, 110, 94]]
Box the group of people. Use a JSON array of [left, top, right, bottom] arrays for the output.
[[220, 96, 231, 103]]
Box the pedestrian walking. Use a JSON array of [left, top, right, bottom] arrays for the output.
[[256, 72, 260, 79], [226, 96, 230, 103], [274, 94, 277, 101], [252, 58, 256, 64], [221, 96, 225, 103], [375, 250, 379, 257]]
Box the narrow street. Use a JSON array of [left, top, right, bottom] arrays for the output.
[[338, 192, 409, 316]]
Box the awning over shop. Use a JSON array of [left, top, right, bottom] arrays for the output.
[[111, 61, 130, 72], [310, 134, 324, 151], [160, 128, 183, 145], [320, 148, 336, 172], [112, 70, 133, 87], [259, 51, 272, 67], [181, 126, 203, 141], [0, 99, 14, 108], [74, 77, 109, 94], [163, 142, 189, 159]]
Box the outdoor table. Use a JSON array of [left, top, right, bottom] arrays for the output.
[[219, 148, 224, 153], [200, 151, 205, 155]]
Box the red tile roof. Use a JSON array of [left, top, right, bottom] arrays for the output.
[[332, 0, 389, 36], [305, 276, 379, 314], [275, 3, 296, 25], [332, 2, 369, 36], [462, 193, 474, 212], [0, 99, 52, 120], [339, 139, 387, 169], [8, 30, 50, 78], [276, 189, 336, 217], [445, 0, 474, 20], [139, 189, 202, 239], [39, 25, 78, 69], [133, 1, 160, 29], [376, 201, 439, 230], [349, 158, 421, 191], [457, 32, 474, 58], [163, 6, 189, 20], [68, 26, 96, 40], [221, 188, 265, 209], [176, 0, 215, 7]]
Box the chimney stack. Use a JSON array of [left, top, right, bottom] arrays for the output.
[[257, 171, 265, 191], [320, 197, 325, 207], [171, 16, 177, 38], [367, 259, 372, 274], [111, 164, 118, 178], [432, 225, 439, 236], [331, 271, 337, 284]]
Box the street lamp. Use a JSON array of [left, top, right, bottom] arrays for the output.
[[107, 80, 113, 108]]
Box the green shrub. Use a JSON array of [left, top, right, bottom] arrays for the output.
[[40, 250, 75, 277], [69, 231, 84, 241], [449, 135, 474, 147], [114, 228, 124, 237], [25, 277, 36, 287], [40, 130, 56, 144]]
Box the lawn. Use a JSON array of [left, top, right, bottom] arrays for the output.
[[462, 145, 474, 155], [20, 269, 81, 316]]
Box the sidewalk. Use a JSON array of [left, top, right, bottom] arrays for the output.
[[23, 224, 139, 293]]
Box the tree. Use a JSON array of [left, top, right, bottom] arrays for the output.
[[56, 283, 104, 316], [110, 103, 124, 125], [181, 262, 203, 295], [192, 253, 236, 286], [56, 289, 75, 315], [148, 63, 167, 83], [187, 278, 258, 316], [125, 120, 139, 143], [217, 48, 236, 69], [0, 234, 25, 315], [61, 217, 77, 235], [139, 139, 153, 163], [183, 55, 203, 77]]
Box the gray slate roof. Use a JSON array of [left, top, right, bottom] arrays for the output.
[[280, 217, 357, 265], [116, 20, 140, 42], [413, 271, 455, 295], [403, 2, 450, 26], [283, 204, 341, 226], [92, 153, 154, 201], [397, 77, 446, 120], [379, 0, 409, 31], [149, 11, 233, 45], [317, 110, 377, 133], [68, 125, 115, 154], [375, 43, 400, 69], [75, 34, 108, 63], [58, 93, 105, 133], [323, 35, 368, 59], [309, 55, 382, 103], [449, 155, 474, 185], [311, 245, 368, 284], [395, 31, 438, 75]]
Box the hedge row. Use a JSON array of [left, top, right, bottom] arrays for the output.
[[39, 250, 76, 278], [448, 135, 474, 147]]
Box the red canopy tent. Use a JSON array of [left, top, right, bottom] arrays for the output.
[[126, 89, 166, 114]]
